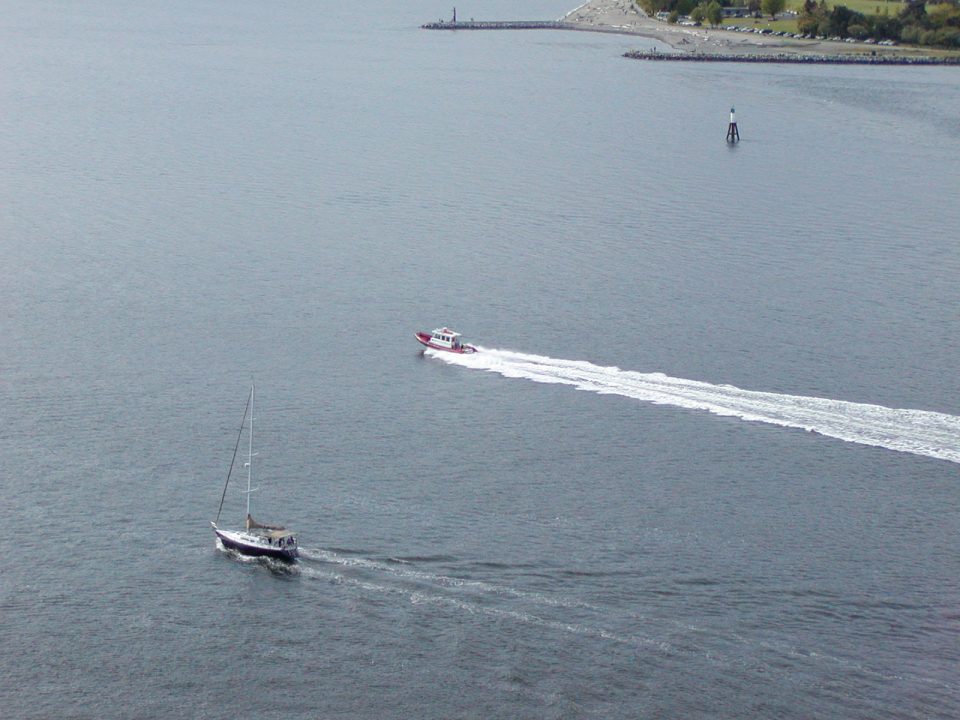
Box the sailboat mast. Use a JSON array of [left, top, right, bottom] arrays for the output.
[[246, 385, 254, 519], [215, 387, 252, 524]]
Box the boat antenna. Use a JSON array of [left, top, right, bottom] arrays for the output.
[[215, 387, 252, 523]]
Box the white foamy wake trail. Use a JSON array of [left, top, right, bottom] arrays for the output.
[[428, 348, 960, 464]]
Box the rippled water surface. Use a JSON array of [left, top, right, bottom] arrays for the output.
[[1, 1, 959, 718]]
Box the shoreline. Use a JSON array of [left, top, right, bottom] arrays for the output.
[[424, 0, 958, 61], [559, 0, 954, 58]]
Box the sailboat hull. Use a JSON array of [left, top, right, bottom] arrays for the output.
[[212, 525, 298, 562]]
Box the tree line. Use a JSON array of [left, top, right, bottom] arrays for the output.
[[634, 0, 960, 47], [799, 0, 960, 47]]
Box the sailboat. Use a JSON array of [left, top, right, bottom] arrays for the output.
[[211, 386, 299, 562]]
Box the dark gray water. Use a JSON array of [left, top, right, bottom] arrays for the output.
[[2, 1, 959, 717]]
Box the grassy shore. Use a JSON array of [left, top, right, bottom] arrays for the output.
[[562, 0, 959, 58], [719, 0, 905, 33]]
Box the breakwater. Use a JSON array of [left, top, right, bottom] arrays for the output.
[[422, 21, 572, 30], [421, 20, 633, 35], [624, 50, 960, 65]]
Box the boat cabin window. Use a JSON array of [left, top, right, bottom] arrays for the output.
[[431, 330, 463, 347]]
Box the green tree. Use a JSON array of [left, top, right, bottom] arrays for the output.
[[928, 1, 960, 26], [761, 0, 786, 18], [900, 0, 928, 26], [797, 14, 820, 33], [706, 0, 724, 25], [824, 5, 864, 36], [797, 0, 825, 34], [873, 13, 903, 38]]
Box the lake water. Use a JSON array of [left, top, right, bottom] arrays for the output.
[[1, 1, 959, 718]]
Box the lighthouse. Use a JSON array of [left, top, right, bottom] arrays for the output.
[[726, 106, 739, 143]]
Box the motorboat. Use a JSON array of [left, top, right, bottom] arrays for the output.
[[415, 327, 477, 354]]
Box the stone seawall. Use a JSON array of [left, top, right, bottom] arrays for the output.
[[624, 50, 960, 65], [422, 21, 572, 30]]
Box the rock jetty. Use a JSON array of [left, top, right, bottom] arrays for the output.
[[624, 50, 960, 65]]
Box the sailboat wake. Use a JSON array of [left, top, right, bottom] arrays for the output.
[[293, 546, 953, 692], [296, 548, 639, 644], [426, 347, 960, 464]]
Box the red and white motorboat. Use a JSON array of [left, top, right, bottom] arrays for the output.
[[415, 327, 478, 354]]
